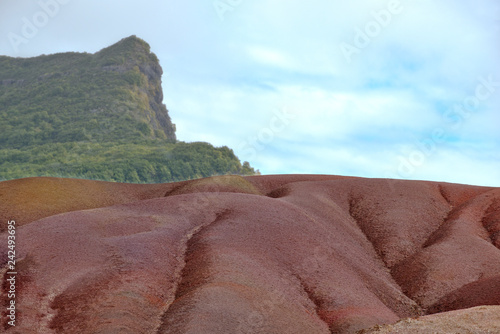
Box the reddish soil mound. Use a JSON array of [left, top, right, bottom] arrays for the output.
[[391, 188, 500, 309], [428, 275, 500, 313], [1, 175, 499, 333], [165, 175, 262, 196]]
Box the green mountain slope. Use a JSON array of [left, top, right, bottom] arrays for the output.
[[0, 36, 258, 182]]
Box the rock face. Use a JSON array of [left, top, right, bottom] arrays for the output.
[[1, 175, 499, 333], [96, 36, 177, 140], [0, 35, 177, 145]]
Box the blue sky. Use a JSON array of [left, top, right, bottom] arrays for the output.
[[1, 0, 499, 186]]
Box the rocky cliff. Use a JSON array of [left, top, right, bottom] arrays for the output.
[[0, 35, 176, 145], [95, 35, 177, 140]]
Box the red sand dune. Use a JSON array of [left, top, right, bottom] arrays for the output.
[[1, 174, 499, 333]]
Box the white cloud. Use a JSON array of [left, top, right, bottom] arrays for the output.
[[0, 0, 498, 186], [246, 46, 296, 69]]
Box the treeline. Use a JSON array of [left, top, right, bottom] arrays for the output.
[[0, 140, 258, 183]]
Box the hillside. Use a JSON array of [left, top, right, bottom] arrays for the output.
[[0, 36, 258, 182], [1, 174, 499, 333]]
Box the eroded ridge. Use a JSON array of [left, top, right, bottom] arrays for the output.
[[1, 175, 499, 333], [155, 209, 231, 333]]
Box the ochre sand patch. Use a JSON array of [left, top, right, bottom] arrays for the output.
[[359, 305, 500, 333], [0, 175, 499, 333], [0, 177, 168, 230]]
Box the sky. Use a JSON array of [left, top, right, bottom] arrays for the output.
[[1, 0, 499, 186]]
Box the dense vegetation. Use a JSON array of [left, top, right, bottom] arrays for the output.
[[0, 141, 257, 183], [0, 36, 258, 183]]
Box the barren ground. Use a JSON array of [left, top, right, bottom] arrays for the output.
[[1, 175, 499, 333]]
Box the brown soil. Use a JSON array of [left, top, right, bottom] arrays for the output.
[[0, 174, 498, 333]]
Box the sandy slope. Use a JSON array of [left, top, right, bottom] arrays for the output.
[[1, 175, 499, 333], [360, 305, 500, 333]]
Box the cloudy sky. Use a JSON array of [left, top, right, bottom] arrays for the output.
[[1, 0, 499, 186]]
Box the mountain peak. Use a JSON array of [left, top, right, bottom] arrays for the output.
[[95, 35, 159, 67], [98, 35, 151, 54]]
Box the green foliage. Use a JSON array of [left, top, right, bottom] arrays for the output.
[[0, 36, 259, 183], [0, 140, 259, 183]]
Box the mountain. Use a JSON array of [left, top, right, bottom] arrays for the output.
[[0, 36, 258, 182], [1, 174, 499, 333]]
